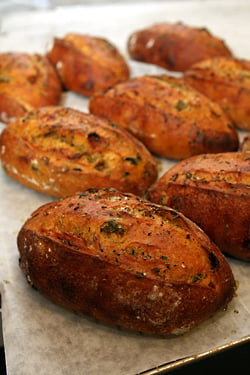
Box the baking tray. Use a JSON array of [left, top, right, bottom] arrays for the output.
[[0, 1, 249, 375], [139, 336, 250, 374]]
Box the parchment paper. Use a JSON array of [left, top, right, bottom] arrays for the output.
[[0, 1, 249, 374]]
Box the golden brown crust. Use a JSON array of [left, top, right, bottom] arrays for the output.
[[47, 33, 130, 96], [0, 52, 62, 123], [17, 188, 236, 335], [148, 152, 250, 261], [0, 106, 157, 197], [184, 57, 250, 130], [89, 75, 239, 159], [127, 22, 232, 72]]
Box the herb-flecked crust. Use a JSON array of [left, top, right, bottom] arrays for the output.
[[0, 52, 62, 123], [47, 33, 130, 96], [89, 75, 239, 159], [148, 152, 250, 261], [184, 57, 250, 130], [0, 106, 157, 197], [17, 188, 236, 335]]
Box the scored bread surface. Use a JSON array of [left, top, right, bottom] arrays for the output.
[[0, 106, 158, 197], [18, 188, 236, 335]]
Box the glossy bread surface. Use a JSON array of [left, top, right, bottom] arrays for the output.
[[0, 52, 62, 123], [184, 57, 250, 130], [47, 33, 130, 96], [148, 152, 250, 261], [17, 188, 236, 335], [89, 75, 239, 159], [0, 106, 157, 197], [127, 22, 232, 72]]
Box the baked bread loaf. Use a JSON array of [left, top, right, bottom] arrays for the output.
[[0, 52, 62, 123], [47, 33, 130, 96], [89, 75, 239, 159], [184, 57, 250, 130], [148, 152, 250, 261], [17, 188, 236, 335], [127, 22, 232, 72], [0, 106, 157, 197]]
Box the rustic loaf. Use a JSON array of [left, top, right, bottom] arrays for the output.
[[17, 188, 236, 335], [0, 106, 157, 197], [47, 33, 130, 96], [127, 22, 232, 72], [89, 75, 239, 159], [148, 152, 250, 261], [184, 57, 250, 130], [0, 52, 62, 123]]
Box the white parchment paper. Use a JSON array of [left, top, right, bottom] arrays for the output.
[[0, 1, 249, 374]]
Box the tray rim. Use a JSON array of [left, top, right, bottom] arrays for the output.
[[138, 335, 250, 374]]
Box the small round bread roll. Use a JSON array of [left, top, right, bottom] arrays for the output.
[[127, 22, 232, 72], [0, 52, 62, 123], [47, 33, 130, 96]]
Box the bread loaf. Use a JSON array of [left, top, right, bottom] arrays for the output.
[[0, 52, 62, 123], [127, 22, 232, 72], [0, 106, 157, 197], [148, 152, 250, 261], [89, 75, 239, 159], [184, 57, 250, 130], [47, 33, 130, 96], [17, 188, 236, 335]]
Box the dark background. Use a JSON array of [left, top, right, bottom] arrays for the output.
[[142, 340, 249, 374]]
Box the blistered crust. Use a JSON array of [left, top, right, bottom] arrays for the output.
[[17, 188, 236, 335]]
